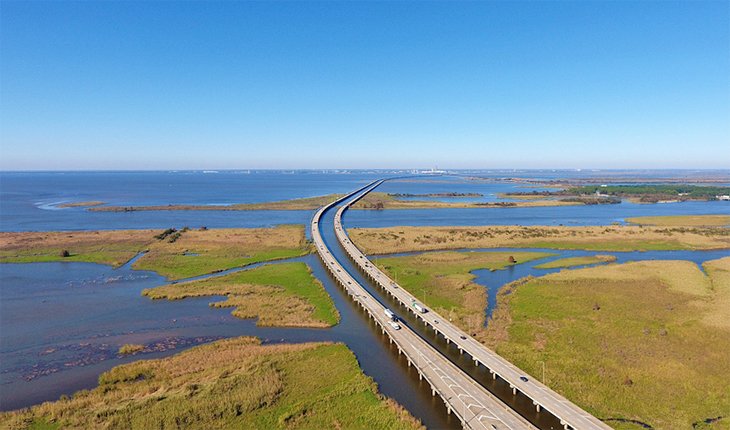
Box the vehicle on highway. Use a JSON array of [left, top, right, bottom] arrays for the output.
[[520, 376, 529, 382], [388, 320, 401, 330], [384, 308, 397, 321], [412, 302, 428, 313]]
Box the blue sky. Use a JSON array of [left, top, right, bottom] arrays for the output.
[[1, 1, 728, 170]]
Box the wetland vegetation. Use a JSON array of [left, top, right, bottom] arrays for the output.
[[0, 225, 311, 280], [372, 247, 730, 428], [132, 224, 311, 280], [0, 230, 155, 267], [505, 184, 730, 203], [56, 201, 105, 208], [625, 214, 730, 227], [143, 262, 339, 328], [349, 225, 730, 254], [483, 258, 730, 429], [117, 344, 144, 355], [88, 191, 586, 212], [0, 338, 422, 430], [533, 254, 616, 269], [374, 251, 553, 341]]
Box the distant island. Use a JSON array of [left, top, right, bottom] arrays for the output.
[[503, 184, 730, 203], [387, 192, 482, 198]]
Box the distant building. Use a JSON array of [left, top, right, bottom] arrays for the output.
[[716, 195, 730, 201]]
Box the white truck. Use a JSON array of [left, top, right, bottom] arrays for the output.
[[384, 308, 397, 321], [412, 302, 428, 313]]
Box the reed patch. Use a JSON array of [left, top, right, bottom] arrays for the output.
[[0, 338, 422, 430], [143, 262, 339, 328]]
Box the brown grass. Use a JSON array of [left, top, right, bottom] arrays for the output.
[[625, 215, 730, 227], [349, 225, 730, 254]]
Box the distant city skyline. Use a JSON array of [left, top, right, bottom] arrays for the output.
[[1, 1, 728, 170]]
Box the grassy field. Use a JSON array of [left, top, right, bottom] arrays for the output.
[[0, 230, 156, 267], [483, 259, 730, 429], [625, 214, 730, 227], [143, 262, 339, 327], [374, 251, 553, 339], [132, 225, 311, 279], [0, 338, 422, 430], [349, 225, 730, 254], [0, 226, 312, 280], [90, 191, 582, 212], [533, 254, 616, 269]]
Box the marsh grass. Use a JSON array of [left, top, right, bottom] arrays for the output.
[[117, 344, 144, 355], [625, 215, 730, 227], [56, 201, 105, 208], [91, 192, 579, 212], [143, 262, 339, 327], [0, 226, 312, 280], [133, 224, 311, 279], [349, 225, 730, 254], [0, 230, 155, 267], [375, 251, 553, 339], [533, 254, 616, 269], [0, 338, 422, 430], [484, 260, 730, 429]]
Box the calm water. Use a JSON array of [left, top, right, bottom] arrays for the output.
[[1, 171, 728, 425], [0, 254, 458, 428], [1, 171, 727, 231]]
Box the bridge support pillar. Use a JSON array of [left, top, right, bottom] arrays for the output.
[[431, 388, 435, 397], [511, 386, 517, 395], [535, 402, 541, 412]]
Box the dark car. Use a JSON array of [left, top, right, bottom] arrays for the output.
[[519, 376, 529, 382]]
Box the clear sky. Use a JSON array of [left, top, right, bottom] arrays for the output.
[[1, 1, 728, 170]]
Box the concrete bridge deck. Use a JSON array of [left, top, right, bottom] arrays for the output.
[[334, 179, 611, 430], [311, 181, 536, 430]]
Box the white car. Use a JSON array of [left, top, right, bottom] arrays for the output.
[[388, 320, 401, 330]]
